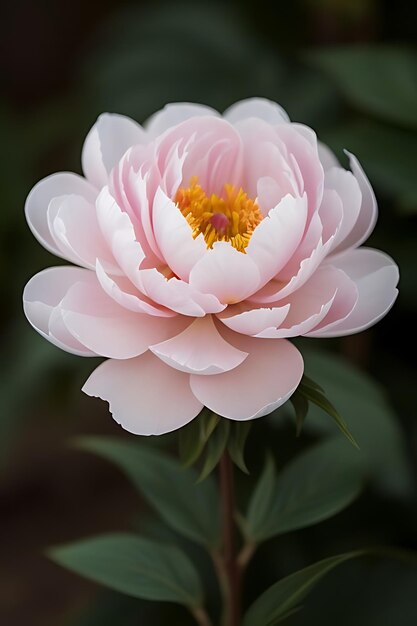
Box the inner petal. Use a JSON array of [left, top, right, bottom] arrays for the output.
[[175, 177, 263, 253]]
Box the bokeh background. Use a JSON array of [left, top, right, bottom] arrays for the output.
[[1, 1, 416, 624]]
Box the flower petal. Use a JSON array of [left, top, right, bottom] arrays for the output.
[[334, 152, 378, 251], [246, 193, 308, 286], [152, 187, 206, 281], [324, 167, 362, 252], [150, 315, 247, 375], [305, 268, 358, 336], [190, 332, 303, 420], [314, 248, 399, 337], [23, 266, 96, 356], [318, 141, 339, 171], [251, 265, 342, 338], [83, 352, 203, 436], [145, 102, 219, 138], [82, 113, 147, 189], [61, 276, 190, 359], [224, 97, 290, 125], [189, 242, 261, 304], [217, 303, 290, 336], [25, 173, 97, 257], [47, 194, 120, 273], [95, 259, 175, 317]]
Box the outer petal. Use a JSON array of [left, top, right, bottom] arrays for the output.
[[323, 167, 362, 252], [189, 242, 261, 304], [318, 142, 339, 171], [61, 276, 190, 359], [333, 152, 378, 251], [190, 331, 303, 420], [224, 97, 290, 124], [47, 306, 94, 355], [25, 173, 97, 257], [82, 113, 147, 189], [150, 316, 248, 375], [249, 265, 342, 339], [314, 248, 399, 337], [145, 102, 219, 138], [83, 352, 203, 436], [47, 194, 120, 273], [305, 267, 358, 336], [23, 266, 96, 356]]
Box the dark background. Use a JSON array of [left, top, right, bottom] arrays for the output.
[[1, 1, 416, 624]]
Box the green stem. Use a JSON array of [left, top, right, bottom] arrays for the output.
[[219, 450, 241, 626]]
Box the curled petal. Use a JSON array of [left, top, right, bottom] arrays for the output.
[[83, 352, 203, 436], [250, 265, 343, 338], [190, 332, 303, 421], [150, 315, 248, 375], [47, 194, 120, 273], [324, 167, 362, 252], [82, 113, 147, 189], [314, 248, 399, 337], [333, 151, 378, 251], [318, 141, 340, 171], [23, 266, 96, 356], [25, 173, 97, 257]]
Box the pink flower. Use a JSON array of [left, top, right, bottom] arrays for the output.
[[23, 99, 399, 435]]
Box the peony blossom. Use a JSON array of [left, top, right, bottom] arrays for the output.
[[23, 98, 399, 435]]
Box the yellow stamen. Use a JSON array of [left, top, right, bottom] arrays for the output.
[[175, 177, 263, 253]]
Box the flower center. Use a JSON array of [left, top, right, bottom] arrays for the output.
[[175, 177, 263, 252]]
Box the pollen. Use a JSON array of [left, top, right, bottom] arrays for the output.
[[175, 177, 263, 253]]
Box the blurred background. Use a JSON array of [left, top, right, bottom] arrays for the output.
[[1, 0, 416, 624]]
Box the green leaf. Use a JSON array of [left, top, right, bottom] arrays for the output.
[[50, 533, 203, 608], [178, 408, 219, 468], [228, 421, 251, 473], [75, 437, 220, 548], [245, 438, 363, 542], [244, 454, 276, 539], [289, 390, 309, 437], [299, 382, 358, 448], [301, 348, 412, 497], [243, 551, 362, 626], [309, 46, 417, 130], [198, 419, 230, 481]]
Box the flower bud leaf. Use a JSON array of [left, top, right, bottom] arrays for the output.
[[243, 550, 364, 626], [289, 390, 309, 437], [74, 437, 220, 548], [178, 407, 218, 469], [228, 421, 251, 473], [49, 533, 203, 608], [198, 419, 230, 482], [245, 438, 363, 542]]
